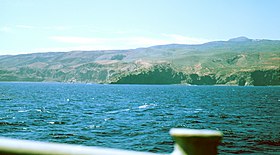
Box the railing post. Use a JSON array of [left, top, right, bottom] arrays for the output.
[[170, 128, 223, 155]]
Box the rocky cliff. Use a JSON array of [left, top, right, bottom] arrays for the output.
[[0, 37, 279, 86]]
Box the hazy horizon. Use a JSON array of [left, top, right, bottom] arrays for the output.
[[0, 36, 277, 56], [1, 0, 280, 55]]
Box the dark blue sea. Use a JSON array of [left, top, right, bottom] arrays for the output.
[[0, 82, 279, 154]]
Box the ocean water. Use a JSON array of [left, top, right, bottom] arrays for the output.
[[0, 82, 279, 154]]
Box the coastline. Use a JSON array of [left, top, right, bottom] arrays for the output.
[[1, 81, 280, 87]]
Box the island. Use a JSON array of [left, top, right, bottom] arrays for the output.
[[0, 37, 279, 86]]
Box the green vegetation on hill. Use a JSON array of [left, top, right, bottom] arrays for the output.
[[0, 37, 279, 86]]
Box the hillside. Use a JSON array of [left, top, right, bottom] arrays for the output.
[[0, 37, 279, 86]]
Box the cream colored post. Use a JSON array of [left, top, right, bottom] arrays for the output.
[[170, 128, 223, 155]]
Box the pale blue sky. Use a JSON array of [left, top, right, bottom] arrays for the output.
[[1, 0, 279, 55]]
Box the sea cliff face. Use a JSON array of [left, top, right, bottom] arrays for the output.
[[111, 65, 280, 86], [0, 37, 279, 86]]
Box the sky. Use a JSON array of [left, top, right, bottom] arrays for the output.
[[1, 0, 280, 55]]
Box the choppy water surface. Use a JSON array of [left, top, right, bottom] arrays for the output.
[[0, 82, 279, 154]]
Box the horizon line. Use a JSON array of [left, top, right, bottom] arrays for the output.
[[0, 36, 277, 56]]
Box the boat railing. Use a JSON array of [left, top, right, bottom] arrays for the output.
[[0, 128, 222, 155]]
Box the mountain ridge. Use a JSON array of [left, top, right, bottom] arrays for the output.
[[1, 36, 278, 57], [0, 37, 279, 86]]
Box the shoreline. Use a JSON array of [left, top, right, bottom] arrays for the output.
[[0, 81, 280, 86]]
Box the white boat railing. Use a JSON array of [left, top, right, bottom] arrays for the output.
[[0, 128, 222, 155]]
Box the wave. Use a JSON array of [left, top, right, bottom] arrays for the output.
[[18, 110, 29, 113], [106, 108, 130, 114], [256, 140, 280, 146], [0, 121, 27, 126], [138, 103, 157, 109], [48, 121, 66, 125]]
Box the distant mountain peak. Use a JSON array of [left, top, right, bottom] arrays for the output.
[[228, 36, 251, 42]]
